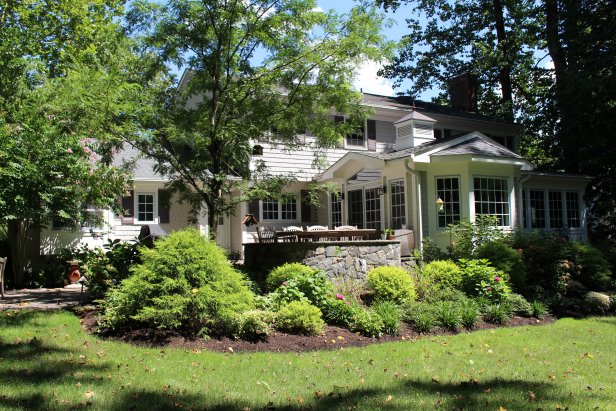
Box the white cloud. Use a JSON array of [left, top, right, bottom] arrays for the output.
[[311, 6, 324, 13], [353, 60, 395, 96]]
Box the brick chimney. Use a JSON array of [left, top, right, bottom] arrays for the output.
[[449, 73, 478, 112]]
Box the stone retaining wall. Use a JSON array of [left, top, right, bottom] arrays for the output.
[[243, 241, 401, 282]]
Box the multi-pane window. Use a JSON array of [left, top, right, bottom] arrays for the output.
[[523, 190, 582, 229], [364, 187, 381, 230], [348, 190, 364, 228], [529, 189, 546, 228], [262, 198, 279, 220], [262, 197, 297, 220], [390, 180, 406, 229], [474, 177, 510, 226], [281, 197, 297, 220], [137, 193, 154, 222], [549, 191, 563, 228], [566, 192, 581, 228], [330, 193, 343, 228], [436, 177, 461, 228]]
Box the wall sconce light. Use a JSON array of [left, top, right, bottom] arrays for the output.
[[436, 197, 444, 213], [377, 185, 387, 196]]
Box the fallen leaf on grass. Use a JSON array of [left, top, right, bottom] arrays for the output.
[[385, 395, 393, 402], [84, 391, 94, 399], [527, 391, 536, 401]]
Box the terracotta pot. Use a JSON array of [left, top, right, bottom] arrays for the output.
[[67, 260, 81, 283]]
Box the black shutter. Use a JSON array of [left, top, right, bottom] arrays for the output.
[[121, 190, 134, 224], [248, 199, 260, 222], [301, 190, 312, 223], [367, 119, 376, 151], [158, 189, 170, 224]]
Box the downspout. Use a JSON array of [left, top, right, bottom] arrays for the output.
[[517, 171, 531, 229], [405, 159, 423, 252]]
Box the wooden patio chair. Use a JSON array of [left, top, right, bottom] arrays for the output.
[[335, 225, 359, 241], [281, 226, 303, 242], [0, 256, 6, 299], [306, 225, 330, 241], [257, 226, 277, 243]]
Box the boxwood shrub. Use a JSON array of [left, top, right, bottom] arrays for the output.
[[367, 266, 417, 304], [266, 263, 317, 292]]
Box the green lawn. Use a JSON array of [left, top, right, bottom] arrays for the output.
[[0, 310, 614, 410]]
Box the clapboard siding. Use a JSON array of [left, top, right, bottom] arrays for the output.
[[253, 141, 348, 180]]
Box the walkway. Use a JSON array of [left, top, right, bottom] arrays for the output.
[[0, 286, 87, 310]]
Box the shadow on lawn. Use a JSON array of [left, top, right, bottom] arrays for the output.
[[0, 338, 113, 410], [103, 377, 590, 411]]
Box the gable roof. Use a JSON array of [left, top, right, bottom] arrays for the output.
[[394, 110, 436, 124], [431, 136, 522, 159]]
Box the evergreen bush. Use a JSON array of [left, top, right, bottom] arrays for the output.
[[276, 301, 324, 335], [366, 266, 416, 304], [102, 229, 255, 337], [266, 263, 316, 292]]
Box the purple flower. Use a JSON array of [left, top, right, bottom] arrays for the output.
[[336, 293, 345, 300], [494, 276, 501, 283]]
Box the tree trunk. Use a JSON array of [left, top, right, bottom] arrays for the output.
[[545, 0, 580, 173], [492, 0, 514, 121], [8, 219, 29, 289]]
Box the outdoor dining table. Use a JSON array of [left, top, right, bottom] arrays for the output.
[[274, 229, 379, 241]]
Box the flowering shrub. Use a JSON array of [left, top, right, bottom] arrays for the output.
[[459, 259, 510, 302], [270, 270, 333, 309], [266, 263, 316, 292]]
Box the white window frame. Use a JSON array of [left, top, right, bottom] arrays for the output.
[[135, 192, 156, 224], [523, 189, 582, 229], [473, 176, 511, 227], [52, 206, 105, 232], [342, 118, 367, 150], [330, 192, 343, 228], [435, 175, 461, 229], [261, 195, 298, 221]]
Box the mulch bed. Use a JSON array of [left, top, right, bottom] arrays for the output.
[[78, 309, 555, 353]]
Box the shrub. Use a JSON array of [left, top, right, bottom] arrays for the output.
[[266, 263, 316, 292], [102, 229, 255, 336], [475, 241, 527, 292], [459, 259, 510, 302], [585, 291, 611, 314], [530, 301, 548, 318], [565, 243, 613, 291], [270, 270, 333, 309], [366, 266, 416, 304], [83, 249, 118, 300], [276, 301, 325, 335], [323, 298, 357, 327], [234, 310, 277, 341], [459, 301, 479, 329], [505, 293, 533, 317], [410, 309, 436, 333], [421, 238, 449, 263], [448, 216, 505, 260], [350, 308, 384, 338], [482, 304, 511, 325], [434, 301, 461, 331], [331, 276, 366, 303], [371, 301, 401, 335], [422, 286, 471, 305], [421, 260, 463, 290], [512, 230, 567, 296]]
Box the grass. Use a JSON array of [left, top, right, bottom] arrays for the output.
[[0, 310, 615, 410]]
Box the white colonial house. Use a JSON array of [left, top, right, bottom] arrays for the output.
[[39, 75, 590, 258]]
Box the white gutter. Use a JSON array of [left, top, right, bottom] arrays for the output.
[[405, 159, 423, 253]]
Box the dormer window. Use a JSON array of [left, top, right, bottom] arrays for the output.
[[335, 115, 368, 149]]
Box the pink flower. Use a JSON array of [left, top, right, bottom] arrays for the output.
[[281, 281, 288, 286], [494, 276, 501, 282], [336, 293, 345, 300], [487, 286, 493, 292], [346, 301, 351, 305], [66, 148, 73, 154]]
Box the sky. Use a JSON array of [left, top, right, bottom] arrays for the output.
[[316, 0, 418, 98]]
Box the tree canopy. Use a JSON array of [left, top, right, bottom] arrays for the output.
[[0, 0, 146, 285], [128, 0, 392, 234]]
